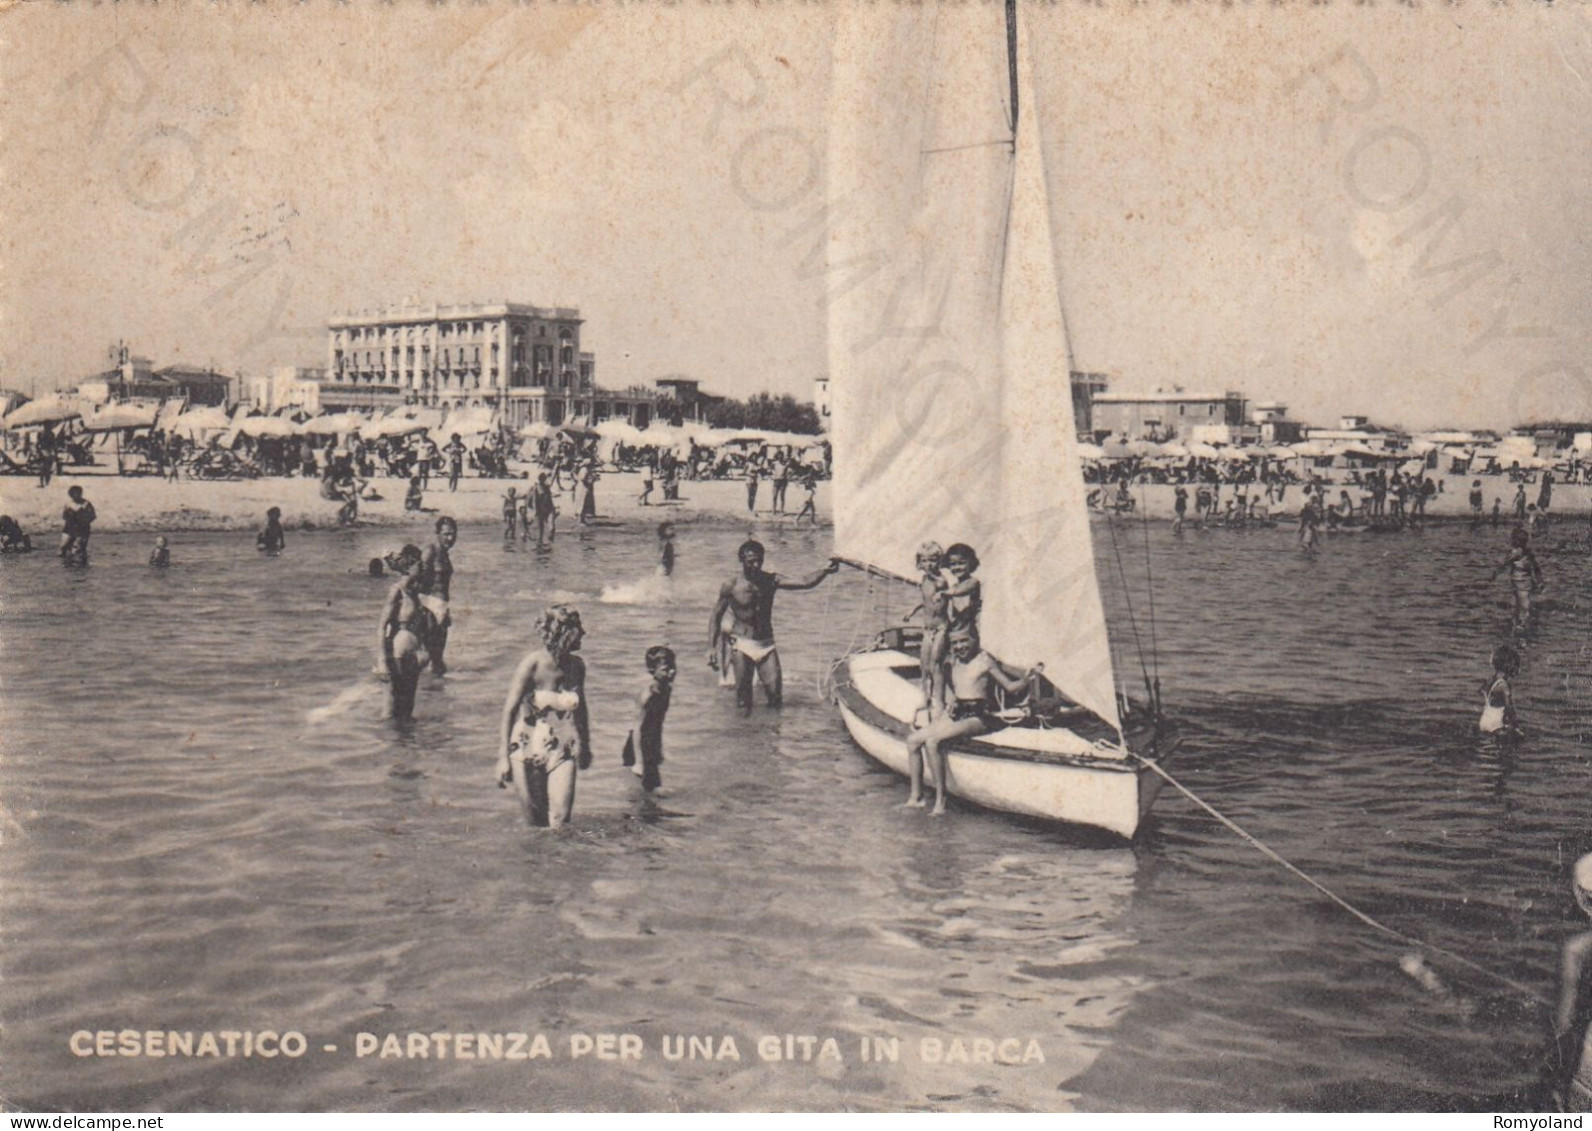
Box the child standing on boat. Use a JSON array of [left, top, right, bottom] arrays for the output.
[[904, 626, 1040, 816], [943, 543, 982, 638], [903, 541, 950, 713], [1478, 644, 1519, 736]]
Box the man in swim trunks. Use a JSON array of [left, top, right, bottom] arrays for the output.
[[708, 538, 839, 714], [416, 516, 457, 675], [495, 605, 591, 828]]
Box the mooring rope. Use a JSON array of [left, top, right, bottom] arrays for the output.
[[1132, 752, 1552, 1009]]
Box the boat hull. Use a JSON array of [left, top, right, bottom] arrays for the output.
[[832, 647, 1170, 841]]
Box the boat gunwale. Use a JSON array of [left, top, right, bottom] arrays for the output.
[[832, 651, 1154, 774]]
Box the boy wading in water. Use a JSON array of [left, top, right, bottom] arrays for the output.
[[622, 646, 676, 792], [708, 539, 839, 714], [904, 626, 1040, 816], [496, 605, 591, 829]]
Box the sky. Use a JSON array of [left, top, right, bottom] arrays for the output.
[[3, 2, 1590, 431]]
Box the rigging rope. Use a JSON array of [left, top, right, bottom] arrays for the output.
[[1101, 505, 1156, 707], [1137, 481, 1162, 712], [1132, 753, 1552, 1009]]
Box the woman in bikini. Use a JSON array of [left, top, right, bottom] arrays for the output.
[[495, 605, 591, 829], [377, 544, 431, 720]]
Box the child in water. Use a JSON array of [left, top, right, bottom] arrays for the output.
[[404, 475, 424, 512], [148, 535, 170, 568], [903, 541, 950, 713], [794, 473, 818, 526], [502, 488, 519, 541], [257, 507, 286, 554], [1478, 644, 1519, 736], [622, 645, 676, 792], [657, 522, 676, 577]]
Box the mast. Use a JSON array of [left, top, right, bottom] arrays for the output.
[[1006, 0, 1019, 140]]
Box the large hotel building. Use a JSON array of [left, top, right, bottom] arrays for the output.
[[326, 301, 653, 429]]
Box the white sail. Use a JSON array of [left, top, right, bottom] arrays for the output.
[[827, 6, 1122, 733]]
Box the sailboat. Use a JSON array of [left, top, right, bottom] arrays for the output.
[[824, 2, 1176, 840]]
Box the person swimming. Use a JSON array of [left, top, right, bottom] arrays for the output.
[[1478, 643, 1519, 736], [495, 605, 591, 829], [148, 536, 170, 568], [257, 506, 286, 554], [0, 515, 33, 553], [657, 522, 676, 577]]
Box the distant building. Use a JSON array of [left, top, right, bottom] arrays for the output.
[[243, 366, 403, 415], [327, 300, 653, 429], [813, 376, 831, 431], [1250, 401, 1304, 445], [653, 376, 726, 424], [1091, 387, 1248, 443], [73, 353, 232, 407], [1070, 371, 1110, 436]]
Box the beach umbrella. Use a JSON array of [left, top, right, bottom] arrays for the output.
[[442, 407, 498, 439], [236, 414, 301, 438], [5, 395, 83, 429], [173, 404, 233, 436], [593, 418, 643, 443], [1266, 445, 1297, 459], [81, 403, 158, 431], [1158, 441, 1190, 458], [301, 413, 367, 436], [1187, 442, 1222, 459]]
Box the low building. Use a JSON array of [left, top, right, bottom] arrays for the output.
[[74, 354, 234, 407], [654, 376, 726, 424], [1250, 401, 1304, 445], [1091, 387, 1247, 443]]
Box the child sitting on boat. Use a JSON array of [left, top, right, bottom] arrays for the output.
[[903, 541, 950, 713], [904, 625, 1040, 816], [1478, 644, 1519, 736]]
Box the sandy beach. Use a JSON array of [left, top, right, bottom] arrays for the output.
[[6, 467, 1588, 537], [0, 466, 831, 536]]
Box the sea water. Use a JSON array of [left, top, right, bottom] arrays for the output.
[[1, 518, 1589, 1111]]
